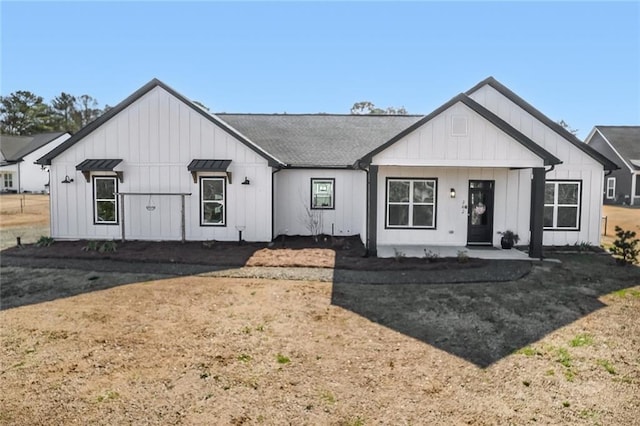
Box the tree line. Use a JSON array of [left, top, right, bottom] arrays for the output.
[[0, 91, 110, 136]]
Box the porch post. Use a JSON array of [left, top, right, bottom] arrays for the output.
[[367, 165, 378, 257], [529, 167, 545, 258]]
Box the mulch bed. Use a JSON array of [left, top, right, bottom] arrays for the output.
[[2, 235, 494, 271]]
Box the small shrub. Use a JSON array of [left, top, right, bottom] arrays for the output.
[[609, 226, 639, 265], [393, 248, 405, 263], [276, 353, 290, 364], [457, 250, 469, 263], [562, 401, 571, 408], [96, 390, 119, 402], [320, 390, 336, 404], [98, 240, 117, 253], [522, 380, 531, 387], [82, 240, 100, 251], [574, 241, 593, 252], [423, 249, 440, 262], [35, 236, 54, 247], [570, 333, 594, 347]]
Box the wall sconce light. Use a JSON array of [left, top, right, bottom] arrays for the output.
[[61, 175, 74, 184], [450, 188, 456, 198], [241, 177, 250, 185]]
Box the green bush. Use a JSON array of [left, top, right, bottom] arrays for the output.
[[35, 236, 54, 247], [609, 226, 639, 265]]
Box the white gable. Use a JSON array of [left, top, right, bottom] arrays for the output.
[[468, 85, 600, 168], [372, 101, 544, 168]]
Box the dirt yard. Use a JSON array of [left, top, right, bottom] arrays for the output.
[[602, 204, 640, 247], [1, 254, 639, 425], [1, 195, 640, 425], [0, 194, 50, 249]]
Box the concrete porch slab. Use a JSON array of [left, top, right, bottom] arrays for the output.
[[377, 244, 531, 260]]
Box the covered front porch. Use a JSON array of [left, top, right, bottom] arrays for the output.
[[377, 244, 531, 260]]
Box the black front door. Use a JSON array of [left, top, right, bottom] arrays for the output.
[[467, 180, 494, 245]]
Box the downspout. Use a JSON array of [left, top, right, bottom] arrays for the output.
[[271, 165, 285, 241], [355, 160, 370, 257]]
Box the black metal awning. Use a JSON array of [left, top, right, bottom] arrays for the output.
[[187, 159, 232, 183], [76, 159, 123, 182]]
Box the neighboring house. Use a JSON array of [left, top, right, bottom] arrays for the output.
[[0, 132, 71, 193], [584, 126, 640, 205], [37, 77, 617, 257]]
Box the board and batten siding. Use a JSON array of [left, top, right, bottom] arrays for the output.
[[372, 102, 544, 168], [49, 86, 273, 242], [469, 85, 605, 245], [370, 100, 547, 249], [273, 169, 366, 242], [374, 166, 531, 247]]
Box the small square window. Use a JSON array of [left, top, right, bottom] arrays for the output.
[[311, 178, 334, 209]]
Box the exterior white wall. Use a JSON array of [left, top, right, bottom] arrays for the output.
[[49, 86, 273, 242], [0, 164, 19, 192], [372, 102, 543, 168], [273, 168, 366, 241], [375, 166, 532, 249], [469, 86, 605, 245], [21, 134, 71, 193]]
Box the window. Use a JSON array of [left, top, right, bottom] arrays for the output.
[[201, 177, 226, 226], [3, 173, 13, 188], [311, 178, 334, 209], [386, 178, 437, 228], [606, 177, 616, 199], [544, 181, 581, 230], [635, 175, 640, 196], [93, 176, 118, 224]]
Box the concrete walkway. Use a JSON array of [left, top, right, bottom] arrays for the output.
[[378, 244, 531, 260]]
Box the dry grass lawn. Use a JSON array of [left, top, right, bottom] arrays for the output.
[[1, 195, 640, 425], [602, 205, 640, 247], [1, 269, 639, 425]]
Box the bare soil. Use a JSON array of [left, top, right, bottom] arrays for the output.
[[602, 204, 640, 247], [1, 195, 640, 425], [1, 254, 639, 425]]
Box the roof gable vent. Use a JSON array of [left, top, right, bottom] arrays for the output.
[[451, 115, 468, 136]]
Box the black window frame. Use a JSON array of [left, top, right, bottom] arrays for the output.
[[93, 176, 119, 225], [543, 179, 582, 231], [200, 176, 227, 227], [385, 177, 438, 229], [310, 178, 335, 210]]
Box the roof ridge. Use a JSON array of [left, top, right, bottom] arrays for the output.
[[216, 112, 424, 117]]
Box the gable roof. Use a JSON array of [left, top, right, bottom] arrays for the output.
[[359, 93, 562, 166], [217, 114, 423, 167], [0, 132, 67, 164], [466, 77, 619, 170], [36, 79, 285, 167], [589, 126, 640, 171]]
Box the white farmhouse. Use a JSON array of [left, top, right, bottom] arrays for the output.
[[1, 132, 71, 193], [38, 78, 616, 257]]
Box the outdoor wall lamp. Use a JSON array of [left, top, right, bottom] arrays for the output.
[[61, 175, 74, 184], [241, 177, 250, 185], [450, 188, 456, 198]]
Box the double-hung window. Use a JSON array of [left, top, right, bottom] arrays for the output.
[[386, 178, 437, 228], [201, 177, 226, 226], [606, 177, 616, 200], [93, 176, 118, 224], [544, 180, 581, 230], [311, 178, 334, 209], [3, 173, 13, 188]]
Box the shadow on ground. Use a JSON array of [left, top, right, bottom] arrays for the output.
[[331, 254, 640, 368]]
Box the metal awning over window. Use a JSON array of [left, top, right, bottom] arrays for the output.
[[76, 159, 123, 182], [187, 159, 232, 183]]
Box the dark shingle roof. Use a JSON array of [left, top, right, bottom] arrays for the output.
[[0, 132, 66, 163], [217, 114, 423, 167], [595, 126, 640, 170]]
